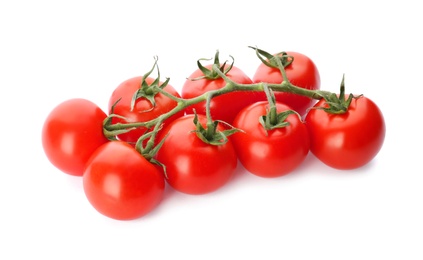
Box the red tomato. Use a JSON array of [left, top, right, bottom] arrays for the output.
[[108, 76, 184, 143], [231, 101, 310, 177], [252, 51, 320, 116], [155, 114, 237, 195], [83, 141, 165, 220], [182, 64, 260, 124], [305, 96, 385, 170], [42, 98, 109, 176]]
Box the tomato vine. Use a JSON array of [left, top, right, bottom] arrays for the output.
[[103, 48, 356, 158]]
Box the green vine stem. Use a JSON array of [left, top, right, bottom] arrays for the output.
[[103, 49, 358, 157], [258, 83, 300, 132], [105, 69, 327, 131]]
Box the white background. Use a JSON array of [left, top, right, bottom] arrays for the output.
[[1, 0, 422, 259]]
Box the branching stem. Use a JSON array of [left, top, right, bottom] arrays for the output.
[[103, 50, 352, 157]]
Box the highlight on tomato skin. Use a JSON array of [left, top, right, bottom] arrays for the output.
[[304, 96, 386, 170], [83, 141, 165, 221], [41, 98, 109, 176]]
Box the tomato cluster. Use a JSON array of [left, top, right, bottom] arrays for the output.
[[42, 48, 386, 220]]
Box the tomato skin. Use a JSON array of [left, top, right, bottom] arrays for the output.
[[155, 114, 237, 195], [42, 98, 109, 176], [231, 102, 310, 177], [305, 96, 385, 170], [83, 141, 165, 220], [108, 76, 184, 143], [182, 64, 260, 124], [252, 51, 320, 116]]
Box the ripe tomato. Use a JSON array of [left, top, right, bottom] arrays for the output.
[[231, 101, 310, 177], [83, 141, 165, 220], [252, 51, 320, 116], [155, 114, 237, 195], [42, 98, 109, 176], [305, 96, 385, 170], [181, 64, 260, 124], [108, 76, 184, 143]]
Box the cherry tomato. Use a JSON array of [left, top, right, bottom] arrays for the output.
[[305, 96, 385, 170], [108, 76, 184, 143], [42, 98, 109, 176], [231, 101, 310, 177], [182, 64, 260, 124], [83, 141, 165, 220], [252, 51, 320, 116], [155, 114, 237, 195]]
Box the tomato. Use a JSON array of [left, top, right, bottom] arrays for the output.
[[83, 141, 165, 220], [108, 76, 184, 143], [155, 114, 237, 195], [252, 51, 320, 116], [42, 98, 109, 176], [231, 101, 310, 177], [181, 64, 260, 124], [305, 96, 385, 170]]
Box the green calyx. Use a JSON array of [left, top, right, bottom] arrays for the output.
[[259, 84, 300, 132], [192, 112, 241, 146], [260, 109, 299, 132], [249, 46, 294, 69], [134, 128, 162, 160], [103, 98, 137, 140], [131, 56, 170, 111], [134, 123, 169, 178], [188, 50, 234, 81], [315, 74, 363, 114]]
